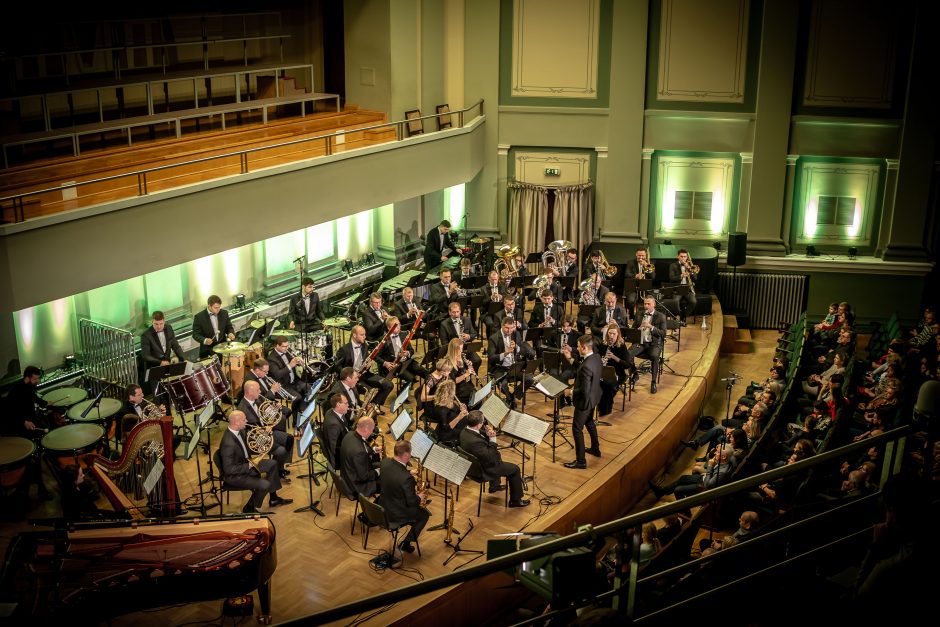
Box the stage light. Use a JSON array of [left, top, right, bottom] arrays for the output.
[[847, 246, 858, 259], [806, 245, 818, 257]]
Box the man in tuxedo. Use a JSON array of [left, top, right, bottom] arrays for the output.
[[459, 411, 529, 507], [423, 219, 456, 270], [267, 335, 311, 402], [626, 296, 668, 394], [487, 318, 536, 402], [243, 358, 291, 403], [624, 248, 656, 315], [192, 295, 235, 359], [482, 270, 506, 304], [438, 302, 482, 371], [393, 286, 425, 334], [528, 267, 564, 304], [333, 325, 393, 405], [427, 269, 460, 317], [322, 393, 350, 468], [488, 294, 527, 337], [360, 292, 390, 343], [379, 439, 430, 556], [548, 316, 581, 383], [591, 292, 629, 337], [562, 249, 579, 278], [528, 289, 564, 330], [564, 334, 602, 469], [340, 416, 381, 497], [289, 277, 325, 333], [218, 410, 291, 513], [329, 367, 361, 421], [141, 310, 185, 368], [583, 250, 606, 282], [378, 317, 428, 384], [668, 249, 698, 323], [238, 381, 292, 478]]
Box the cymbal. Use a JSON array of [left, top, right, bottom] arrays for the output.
[[470, 236, 492, 244], [248, 317, 280, 329], [272, 329, 299, 338], [213, 341, 250, 355], [496, 244, 520, 258], [323, 316, 352, 328]]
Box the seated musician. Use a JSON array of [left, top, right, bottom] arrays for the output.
[[668, 249, 698, 323], [444, 338, 477, 405], [456, 256, 476, 283], [513, 253, 528, 279], [340, 416, 381, 497], [244, 358, 291, 403], [140, 310, 185, 370], [527, 266, 564, 304], [459, 411, 530, 507], [219, 410, 292, 513], [482, 270, 506, 305], [192, 295, 235, 359], [626, 296, 668, 395], [428, 269, 460, 317], [576, 273, 608, 333], [439, 301, 482, 363], [120, 384, 167, 441], [583, 250, 606, 282], [488, 317, 536, 407], [330, 367, 361, 422], [379, 440, 430, 557], [599, 323, 629, 417], [378, 316, 429, 384], [419, 359, 453, 421], [528, 288, 564, 330], [393, 286, 425, 333], [239, 381, 292, 480], [360, 292, 390, 343], [333, 325, 393, 406], [624, 248, 656, 315], [562, 249, 579, 278], [323, 394, 350, 468], [547, 316, 580, 385], [289, 277, 332, 358], [429, 380, 470, 445], [267, 335, 311, 403], [591, 292, 629, 337], [488, 294, 527, 337]]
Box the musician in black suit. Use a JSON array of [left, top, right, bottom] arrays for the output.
[[393, 286, 425, 333], [423, 219, 457, 269], [323, 394, 350, 468], [378, 317, 428, 384], [427, 269, 461, 317], [459, 411, 529, 507], [562, 249, 579, 278], [487, 294, 527, 336], [527, 267, 564, 304], [218, 410, 291, 513], [266, 335, 311, 402], [289, 277, 325, 333], [141, 311, 185, 368], [547, 317, 580, 383], [192, 295, 235, 359], [488, 317, 535, 402], [564, 334, 602, 469], [624, 248, 656, 315], [2, 365, 48, 439], [332, 325, 393, 405], [591, 292, 629, 337], [583, 250, 606, 283], [482, 270, 507, 305], [239, 381, 292, 477], [528, 289, 564, 330], [379, 439, 430, 555], [340, 417, 381, 497], [438, 302, 482, 372], [243, 359, 291, 403], [667, 249, 698, 323], [330, 367, 361, 421], [626, 296, 668, 394], [360, 292, 390, 342]]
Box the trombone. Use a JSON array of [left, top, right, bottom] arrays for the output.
[[597, 250, 618, 278]]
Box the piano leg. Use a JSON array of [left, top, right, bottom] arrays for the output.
[[257, 580, 273, 624]]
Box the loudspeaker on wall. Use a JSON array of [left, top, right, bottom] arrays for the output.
[[727, 232, 747, 267]]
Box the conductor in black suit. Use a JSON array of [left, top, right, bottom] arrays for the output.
[[340, 416, 381, 497], [192, 295, 235, 359], [218, 410, 291, 513], [590, 292, 629, 337], [379, 439, 430, 555], [564, 334, 602, 469], [141, 311, 185, 368], [626, 296, 668, 394], [322, 393, 350, 468], [459, 411, 529, 507], [423, 219, 456, 270]]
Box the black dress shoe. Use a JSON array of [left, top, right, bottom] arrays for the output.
[[508, 499, 531, 507], [242, 504, 260, 514], [564, 460, 587, 469], [585, 447, 602, 458], [651, 382, 658, 394], [281, 469, 291, 476], [648, 480, 666, 499], [680, 439, 698, 449], [398, 540, 415, 554], [280, 472, 292, 483], [488, 483, 506, 493], [269, 496, 293, 507], [695, 455, 707, 462]]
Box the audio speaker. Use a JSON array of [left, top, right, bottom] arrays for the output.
[[727, 232, 747, 267]]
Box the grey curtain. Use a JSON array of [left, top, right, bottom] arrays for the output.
[[508, 180, 550, 260], [554, 181, 594, 276]]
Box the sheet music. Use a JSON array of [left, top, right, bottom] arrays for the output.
[[392, 384, 411, 413], [533, 372, 568, 398], [501, 410, 550, 446], [184, 423, 202, 461], [470, 380, 493, 407], [480, 394, 509, 428], [423, 445, 472, 485], [197, 403, 214, 428], [297, 399, 317, 429], [409, 429, 434, 462], [298, 421, 315, 457], [390, 409, 412, 440], [143, 459, 165, 495]]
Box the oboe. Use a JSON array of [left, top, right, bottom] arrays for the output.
[[464, 355, 479, 387]]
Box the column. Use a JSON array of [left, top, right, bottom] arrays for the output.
[[779, 155, 799, 253], [875, 159, 899, 257]]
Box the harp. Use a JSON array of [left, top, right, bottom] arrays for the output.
[[86, 414, 177, 518]]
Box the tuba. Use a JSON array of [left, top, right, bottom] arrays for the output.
[[578, 277, 598, 305], [547, 239, 572, 269], [494, 244, 521, 280], [598, 250, 618, 278]]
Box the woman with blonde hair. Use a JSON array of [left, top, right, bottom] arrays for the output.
[[419, 358, 453, 428], [445, 338, 475, 404], [599, 322, 628, 416], [430, 379, 469, 445]]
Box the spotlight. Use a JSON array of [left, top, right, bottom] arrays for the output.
[[847, 246, 858, 260], [343, 259, 353, 274], [236, 293, 246, 309], [806, 245, 818, 257]]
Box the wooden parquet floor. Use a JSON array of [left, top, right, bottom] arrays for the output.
[[0, 306, 783, 626]]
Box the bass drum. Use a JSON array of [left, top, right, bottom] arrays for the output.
[[196, 359, 230, 401]]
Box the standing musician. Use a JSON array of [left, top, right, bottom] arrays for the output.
[[238, 381, 292, 479], [340, 416, 381, 497], [528, 288, 565, 330], [219, 410, 291, 514], [563, 335, 602, 469], [427, 269, 461, 317], [192, 295, 235, 359], [599, 323, 630, 417], [378, 316, 429, 384], [429, 379, 470, 445], [360, 292, 390, 343], [330, 367, 361, 423], [289, 277, 331, 358], [591, 292, 629, 337], [322, 394, 350, 468], [444, 338, 477, 405], [333, 325, 393, 406], [459, 411, 530, 507], [488, 317, 536, 406], [141, 311, 185, 368], [626, 296, 668, 395], [2, 365, 48, 439], [439, 302, 482, 371], [668, 249, 698, 323], [267, 335, 311, 402], [393, 286, 425, 333], [548, 316, 581, 385], [379, 440, 430, 557], [424, 219, 458, 270], [624, 248, 656, 315]]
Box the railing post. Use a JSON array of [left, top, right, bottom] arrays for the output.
[[241, 152, 249, 174], [326, 135, 332, 156], [396, 122, 404, 141], [137, 173, 147, 196]]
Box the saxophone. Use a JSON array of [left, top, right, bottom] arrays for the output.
[[444, 485, 455, 544], [414, 457, 428, 507]]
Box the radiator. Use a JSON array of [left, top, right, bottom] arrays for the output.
[[714, 272, 808, 329]]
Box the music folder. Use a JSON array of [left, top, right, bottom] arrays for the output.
[[390, 409, 412, 441], [391, 384, 411, 413], [145, 360, 189, 383], [197, 402, 215, 428], [298, 420, 315, 457], [409, 429, 435, 462], [470, 380, 493, 408], [297, 399, 318, 430], [501, 410, 549, 446], [183, 421, 202, 461], [533, 372, 568, 398], [480, 394, 510, 428], [423, 444, 472, 486]]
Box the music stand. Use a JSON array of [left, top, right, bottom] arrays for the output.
[[391, 384, 411, 414], [186, 403, 220, 516], [524, 252, 543, 266], [532, 372, 571, 463], [390, 409, 412, 440], [500, 409, 549, 485], [423, 444, 482, 566], [470, 380, 493, 408], [486, 301, 504, 316], [294, 420, 325, 517], [508, 277, 526, 290]]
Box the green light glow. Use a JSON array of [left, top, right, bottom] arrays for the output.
[[804, 199, 818, 238], [355, 209, 372, 252], [265, 229, 306, 275], [145, 266, 184, 313], [193, 254, 215, 302], [446, 184, 466, 227], [847, 200, 862, 237], [710, 189, 725, 234], [87, 281, 136, 327], [306, 222, 335, 263], [16, 308, 35, 351], [662, 187, 676, 229], [222, 247, 242, 296]]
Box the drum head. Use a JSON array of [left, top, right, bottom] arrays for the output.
[[67, 398, 123, 422], [41, 424, 105, 452], [0, 437, 36, 467], [40, 387, 88, 407]]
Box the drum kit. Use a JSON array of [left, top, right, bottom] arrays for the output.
[[213, 341, 249, 397], [163, 358, 229, 413]]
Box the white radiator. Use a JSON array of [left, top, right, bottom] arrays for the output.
[[715, 272, 808, 329]]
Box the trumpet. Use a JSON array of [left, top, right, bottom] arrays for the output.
[[285, 349, 320, 379], [262, 374, 296, 401], [685, 253, 700, 275], [639, 251, 655, 276]]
